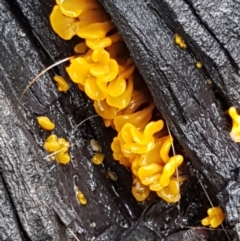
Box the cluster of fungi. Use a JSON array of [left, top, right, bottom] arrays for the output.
[[50, 0, 184, 204], [33, 0, 240, 229]]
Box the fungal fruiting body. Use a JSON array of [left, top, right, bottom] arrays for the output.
[[76, 188, 87, 205], [53, 75, 70, 92], [92, 153, 105, 165], [90, 139, 102, 152], [44, 134, 71, 164], [107, 170, 117, 181], [91, 222, 96, 228], [50, 0, 184, 203], [201, 207, 225, 228], [174, 34, 187, 49], [90, 139, 105, 165], [196, 61, 202, 69], [37, 116, 55, 130], [112, 122, 184, 203], [228, 106, 240, 142], [37, 116, 71, 163]]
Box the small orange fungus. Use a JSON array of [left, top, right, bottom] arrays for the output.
[[92, 153, 105, 165], [37, 116, 55, 130], [229, 106, 240, 142], [74, 42, 88, 53], [201, 207, 225, 228], [107, 170, 117, 181], [132, 177, 150, 202], [56, 147, 71, 165], [174, 34, 187, 49], [44, 140, 60, 152], [51, 156, 56, 161], [196, 61, 202, 69], [76, 189, 87, 205], [53, 75, 69, 92]]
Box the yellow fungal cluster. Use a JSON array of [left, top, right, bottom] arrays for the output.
[[53, 75, 70, 92], [174, 34, 187, 49], [49, 0, 184, 203], [44, 134, 71, 165], [228, 106, 240, 142], [37, 115, 71, 165], [201, 207, 225, 228], [111, 120, 184, 202]]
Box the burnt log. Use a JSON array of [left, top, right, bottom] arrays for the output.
[[0, 0, 239, 240]]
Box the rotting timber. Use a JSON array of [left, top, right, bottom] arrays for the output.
[[0, 1, 239, 241]]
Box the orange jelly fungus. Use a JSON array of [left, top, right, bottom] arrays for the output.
[[37, 116, 55, 130], [92, 153, 105, 165], [50, 5, 78, 40], [75, 188, 87, 205], [228, 106, 240, 142], [174, 34, 187, 49], [201, 207, 225, 228], [53, 75, 70, 92], [50, 0, 184, 202], [44, 134, 71, 165], [132, 177, 150, 202], [74, 42, 88, 53]]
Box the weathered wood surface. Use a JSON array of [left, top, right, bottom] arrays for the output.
[[0, 0, 239, 240]]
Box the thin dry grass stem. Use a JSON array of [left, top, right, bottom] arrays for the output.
[[49, 165, 56, 171], [43, 147, 71, 160], [67, 228, 80, 241], [41, 200, 51, 210], [44, 147, 71, 172], [17, 55, 78, 111], [166, 122, 180, 215], [69, 114, 99, 140]]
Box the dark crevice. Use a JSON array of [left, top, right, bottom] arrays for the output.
[[0, 173, 31, 241], [183, 0, 239, 72]]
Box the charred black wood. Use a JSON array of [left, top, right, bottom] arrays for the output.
[[164, 229, 209, 241], [0, 174, 30, 241], [0, 0, 239, 240], [0, 0, 141, 240]]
